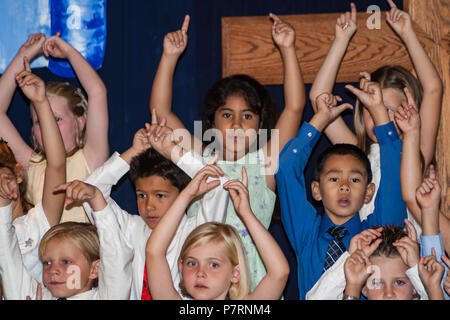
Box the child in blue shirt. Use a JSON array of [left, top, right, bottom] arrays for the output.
[[276, 87, 407, 299]]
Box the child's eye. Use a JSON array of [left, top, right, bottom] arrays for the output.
[[371, 279, 383, 289], [186, 260, 197, 267], [55, 117, 62, 122], [156, 193, 166, 199], [210, 262, 220, 269], [42, 261, 51, 266], [394, 279, 406, 286], [242, 114, 253, 120], [62, 260, 72, 265], [329, 177, 339, 182], [350, 178, 361, 183], [137, 193, 147, 199], [222, 113, 232, 119]]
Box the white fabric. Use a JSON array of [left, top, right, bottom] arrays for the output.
[[82, 151, 230, 300], [0, 203, 133, 300]]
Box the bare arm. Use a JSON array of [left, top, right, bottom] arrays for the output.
[[386, 0, 442, 166], [149, 15, 198, 153], [265, 13, 306, 191], [223, 169, 289, 300], [43, 33, 109, 171], [309, 3, 358, 145], [16, 58, 65, 226], [0, 34, 46, 167]]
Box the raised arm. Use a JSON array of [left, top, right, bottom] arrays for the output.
[[43, 33, 109, 171], [386, 0, 442, 166], [0, 34, 46, 167], [146, 166, 222, 300], [224, 167, 289, 299], [149, 15, 198, 152], [16, 58, 66, 227], [309, 3, 358, 145]]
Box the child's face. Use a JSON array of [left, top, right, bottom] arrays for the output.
[[362, 255, 416, 300], [41, 237, 98, 298], [135, 175, 180, 229], [213, 95, 260, 160], [179, 242, 240, 300], [363, 88, 405, 143], [31, 95, 85, 154], [312, 154, 374, 225]]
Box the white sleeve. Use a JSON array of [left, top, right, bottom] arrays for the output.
[[405, 264, 428, 300], [92, 204, 134, 300], [306, 252, 350, 300], [0, 204, 43, 300], [82, 152, 130, 223]]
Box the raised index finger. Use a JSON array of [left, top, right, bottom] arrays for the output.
[[181, 14, 190, 33], [350, 2, 357, 22], [387, 0, 397, 9]]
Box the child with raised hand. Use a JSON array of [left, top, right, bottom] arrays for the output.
[[309, 1, 442, 224], [0, 32, 109, 224], [0, 57, 66, 282], [277, 89, 407, 300], [146, 166, 289, 300], [397, 94, 450, 253], [149, 13, 304, 290], [79, 123, 229, 300], [341, 222, 426, 300], [0, 179, 133, 300]]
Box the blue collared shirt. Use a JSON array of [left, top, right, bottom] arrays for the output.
[[276, 121, 407, 299]]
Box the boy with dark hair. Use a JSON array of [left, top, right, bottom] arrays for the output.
[[81, 128, 229, 300], [276, 91, 407, 299]]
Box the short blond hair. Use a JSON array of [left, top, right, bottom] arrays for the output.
[[178, 222, 250, 300], [39, 222, 100, 287]]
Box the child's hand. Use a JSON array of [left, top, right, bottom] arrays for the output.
[[419, 249, 445, 298], [415, 164, 440, 210], [345, 76, 384, 112], [393, 219, 420, 268], [349, 227, 383, 255], [270, 13, 295, 50], [223, 167, 253, 217], [131, 128, 152, 155], [182, 164, 223, 200], [54, 180, 106, 211], [163, 15, 190, 59], [43, 32, 71, 59], [18, 33, 46, 59], [386, 0, 413, 38], [442, 255, 450, 296], [394, 87, 420, 134], [344, 249, 373, 288], [26, 283, 42, 300], [0, 169, 19, 206], [15, 57, 46, 104], [313, 92, 353, 129], [335, 2, 357, 40]]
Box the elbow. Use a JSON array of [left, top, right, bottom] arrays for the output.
[[424, 78, 443, 96]]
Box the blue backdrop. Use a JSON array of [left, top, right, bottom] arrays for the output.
[[4, 0, 403, 299]]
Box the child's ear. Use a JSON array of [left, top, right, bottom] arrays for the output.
[[89, 259, 100, 280], [13, 164, 24, 184], [178, 259, 184, 273], [311, 181, 322, 201], [77, 116, 86, 132], [231, 265, 241, 284], [363, 182, 375, 204]]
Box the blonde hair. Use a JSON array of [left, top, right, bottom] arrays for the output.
[[31, 81, 88, 157], [39, 222, 100, 287], [178, 222, 250, 300], [354, 66, 423, 154], [0, 139, 33, 212]]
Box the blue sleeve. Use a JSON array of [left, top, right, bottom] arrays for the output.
[[367, 122, 407, 227], [420, 233, 450, 300], [275, 122, 320, 254]]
